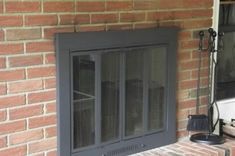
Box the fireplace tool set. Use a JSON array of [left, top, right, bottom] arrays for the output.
[[187, 28, 225, 144]]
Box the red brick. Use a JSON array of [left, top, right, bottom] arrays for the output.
[[0, 146, 26, 156], [202, 58, 209, 68], [0, 137, 7, 148], [120, 12, 146, 22], [9, 104, 43, 120], [200, 78, 209, 87], [79, 25, 105, 32], [29, 114, 56, 129], [182, 19, 212, 29], [26, 41, 54, 53], [182, 0, 212, 8], [59, 14, 90, 25], [179, 60, 198, 71], [158, 20, 181, 28], [177, 109, 189, 121], [44, 78, 56, 89], [198, 60, 209, 70], [203, 147, 224, 156], [107, 24, 133, 31], [134, 0, 212, 10], [178, 71, 191, 81], [177, 120, 188, 130], [0, 30, 4, 41], [6, 1, 41, 13], [0, 43, 24, 55], [91, 13, 119, 24], [0, 58, 6, 69], [192, 50, 209, 59], [44, 1, 74, 12], [28, 90, 56, 104], [0, 84, 6, 95], [178, 51, 191, 61], [27, 66, 55, 78], [29, 138, 56, 154], [177, 90, 189, 101], [9, 129, 43, 145], [0, 95, 25, 109], [179, 31, 192, 41], [46, 102, 56, 113], [180, 40, 198, 49], [0, 15, 23, 27], [191, 145, 219, 156], [0, 1, 3, 13], [147, 11, 173, 21], [133, 23, 157, 29], [134, 1, 158, 10], [0, 120, 26, 135], [0, 69, 25, 82], [47, 150, 57, 156], [0, 110, 6, 122], [177, 130, 188, 138], [44, 27, 74, 39], [200, 98, 209, 109], [45, 53, 55, 64], [176, 9, 212, 19], [179, 145, 212, 155], [6, 28, 41, 41], [33, 153, 44, 156], [9, 55, 43, 67], [77, 2, 105, 12], [25, 15, 58, 26], [193, 144, 226, 156], [106, 1, 132, 11], [178, 99, 196, 109], [179, 79, 197, 90], [45, 126, 57, 138], [147, 9, 212, 21], [191, 68, 209, 79]]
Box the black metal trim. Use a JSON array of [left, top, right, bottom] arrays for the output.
[[190, 133, 225, 145], [55, 28, 179, 156]]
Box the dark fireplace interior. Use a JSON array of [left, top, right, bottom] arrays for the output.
[[56, 28, 178, 156], [217, 3, 235, 100]]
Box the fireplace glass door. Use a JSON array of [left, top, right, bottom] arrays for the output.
[[56, 28, 177, 156], [72, 46, 166, 151]]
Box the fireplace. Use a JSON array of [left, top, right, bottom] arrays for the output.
[[56, 28, 178, 156]]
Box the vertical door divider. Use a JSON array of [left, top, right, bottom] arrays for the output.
[[120, 49, 126, 140], [95, 54, 101, 145], [143, 51, 150, 134], [70, 51, 74, 151]]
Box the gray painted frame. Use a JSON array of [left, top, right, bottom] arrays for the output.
[[55, 28, 178, 156]]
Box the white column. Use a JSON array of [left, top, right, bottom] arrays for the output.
[[212, 0, 220, 134]]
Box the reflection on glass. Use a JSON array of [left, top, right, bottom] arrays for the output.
[[72, 46, 167, 148], [125, 50, 144, 136], [73, 55, 95, 149], [219, 4, 235, 26], [101, 52, 120, 142], [217, 32, 235, 100], [148, 48, 166, 131]]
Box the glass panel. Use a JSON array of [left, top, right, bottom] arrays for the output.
[[101, 52, 120, 142], [217, 32, 235, 100], [148, 47, 166, 131], [73, 55, 95, 149], [219, 4, 235, 26], [125, 50, 144, 136]]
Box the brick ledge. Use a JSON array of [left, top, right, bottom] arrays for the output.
[[131, 138, 235, 156]]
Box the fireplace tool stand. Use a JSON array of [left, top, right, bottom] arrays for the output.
[[190, 28, 225, 145]]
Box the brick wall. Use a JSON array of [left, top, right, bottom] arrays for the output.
[[0, 0, 213, 155]]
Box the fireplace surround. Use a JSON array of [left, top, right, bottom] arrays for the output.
[[56, 28, 178, 156]]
